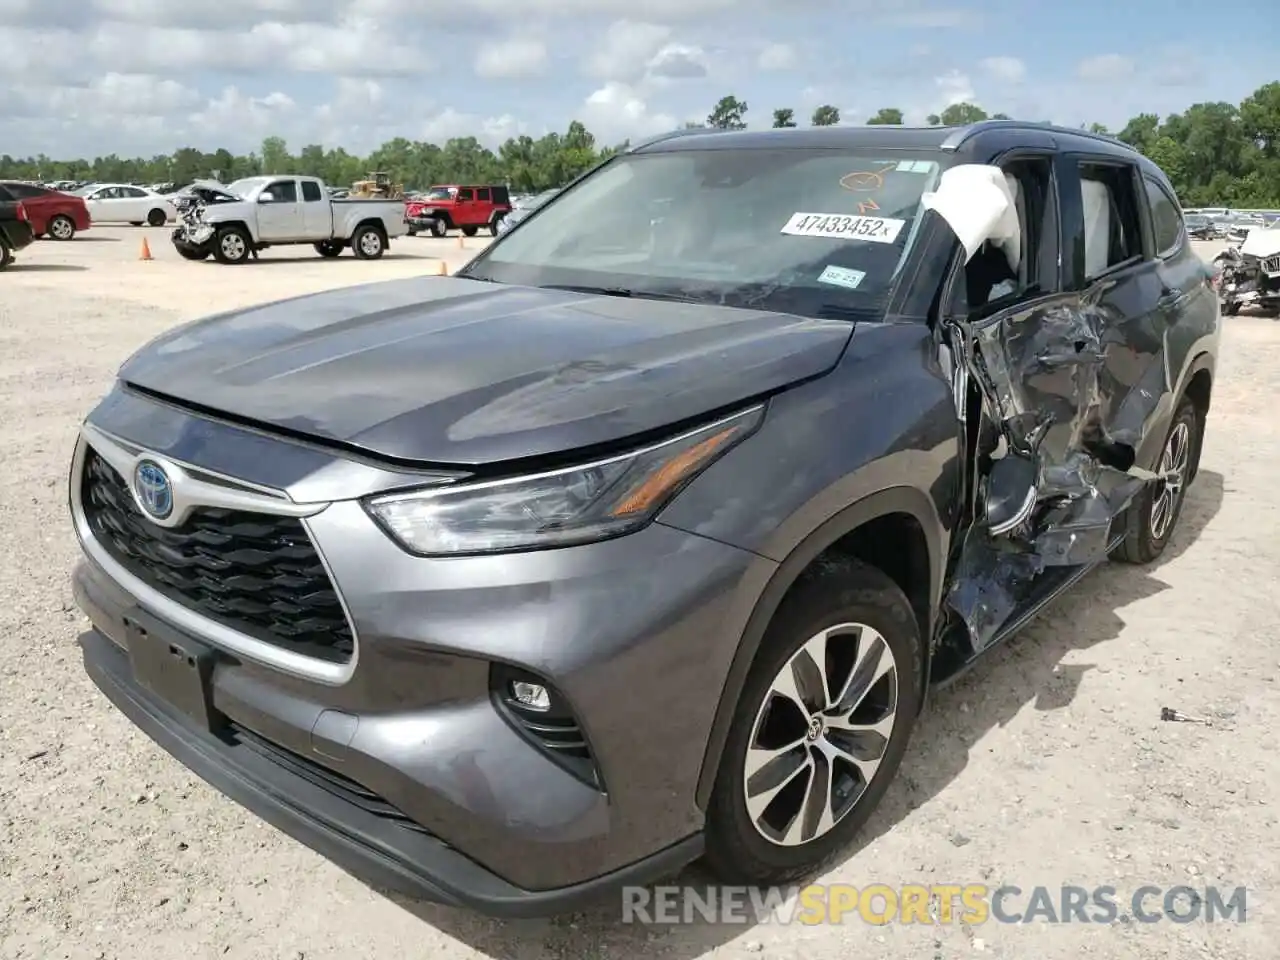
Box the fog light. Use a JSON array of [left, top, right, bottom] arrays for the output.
[[511, 681, 551, 711]]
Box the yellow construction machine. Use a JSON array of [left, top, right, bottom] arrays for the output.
[[349, 172, 404, 200]]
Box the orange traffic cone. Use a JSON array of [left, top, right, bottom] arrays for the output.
[[139, 237, 153, 260], [456, 234, 465, 249]]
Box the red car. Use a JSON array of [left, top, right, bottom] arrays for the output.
[[0, 181, 91, 240], [405, 184, 511, 237]]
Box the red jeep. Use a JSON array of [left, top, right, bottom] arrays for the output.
[[405, 184, 511, 237]]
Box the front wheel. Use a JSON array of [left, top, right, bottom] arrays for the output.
[[48, 215, 76, 241], [175, 244, 209, 261], [147, 208, 167, 227], [212, 226, 252, 264], [1112, 397, 1200, 564], [429, 217, 447, 238], [351, 225, 385, 260], [704, 559, 923, 886], [315, 239, 344, 258]]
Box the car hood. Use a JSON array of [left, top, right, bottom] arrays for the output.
[[118, 277, 854, 465]]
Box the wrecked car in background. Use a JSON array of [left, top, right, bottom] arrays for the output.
[[69, 122, 1218, 917], [1214, 225, 1280, 316]]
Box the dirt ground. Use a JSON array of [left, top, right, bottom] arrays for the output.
[[1, 231, 1276, 960]]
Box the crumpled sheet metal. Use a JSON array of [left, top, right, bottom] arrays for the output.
[[946, 299, 1166, 651]]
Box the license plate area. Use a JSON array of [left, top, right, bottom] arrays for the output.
[[124, 608, 223, 733]]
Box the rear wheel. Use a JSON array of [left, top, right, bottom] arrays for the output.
[[147, 208, 167, 227], [315, 239, 344, 258], [212, 226, 252, 264], [704, 559, 923, 886], [489, 213, 505, 236], [351, 225, 385, 260], [1113, 397, 1199, 564], [48, 215, 76, 241]]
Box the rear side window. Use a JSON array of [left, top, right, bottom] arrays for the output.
[[1078, 162, 1142, 280], [477, 187, 491, 201], [1143, 177, 1185, 257], [301, 180, 323, 202]]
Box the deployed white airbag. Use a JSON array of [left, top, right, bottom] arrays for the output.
[[1080, 178, 1111, 277], [921, 164, 1021, 272]]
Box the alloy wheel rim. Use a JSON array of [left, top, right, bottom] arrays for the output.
[[360, 232, 380, 255], [221, 233, 246, 259], [743, 622, 899, 847], [1150, 421, 1191, 541], [51, 218, 72, 239]]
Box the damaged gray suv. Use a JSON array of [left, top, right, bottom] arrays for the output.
[[70, 121, 1218, 916]]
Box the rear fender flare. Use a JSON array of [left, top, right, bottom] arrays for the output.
[[693, 485, 944, 810]]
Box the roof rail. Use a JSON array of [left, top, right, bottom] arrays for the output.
[[626, 126, 731, 153], [940, 119, 1134, 152]]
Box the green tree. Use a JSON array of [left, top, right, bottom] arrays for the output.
[[707, 96, 748, 130], [772, 108, 797, 128], [866, 108, 904, 125], [926, 103, 988, 126], [811, 105, 840, 126]]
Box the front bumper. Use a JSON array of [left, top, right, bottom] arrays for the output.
[[70, 396, 771, 910], [77, 615, 701, 916]]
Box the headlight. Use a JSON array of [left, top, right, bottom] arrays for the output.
[[365, 405, 764, 556]]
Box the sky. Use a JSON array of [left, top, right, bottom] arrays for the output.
[[0, 0, 1276, 159]]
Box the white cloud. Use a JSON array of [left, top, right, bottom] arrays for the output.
[[981, 56, 1025, 83], [581, 81, 678, 145], [756, 42, 795, 71], [646, 43, 708, 81], [474, 37, 548, 79], [1077, 54, 1134, 82], [583, 20, 672, 80], [935, 69, 976, 107]]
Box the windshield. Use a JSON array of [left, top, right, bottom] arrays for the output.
[[463, 148, 944, 317], [425, 186, 455, 200], [226, 178, 266, 197]]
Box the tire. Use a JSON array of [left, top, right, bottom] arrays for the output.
[[1112, 397, 1199, 564], [129, 221, 143, 227], [315, 240, 344, 258], [351, 225, 385, 260], [147, 208, 167, 227], [429, 216, 447, 238], [489, 213, 505, 236], [704, 558, 924, 886], [0, 242, 11, 269], [48, 215, 76, 241], [461, 225, 478, 237], [212, 226, 252, 264], [1223, 300, 1241, 316], [175, 245, 208, 261], [406, 226, 418, 237]]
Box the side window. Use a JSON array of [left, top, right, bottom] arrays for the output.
[[477, 187, 491, 202], [268, 180, 298, 202], [457, 187, 474, 201], [1078, 162, 1142, 280], [1144, 177, 1185, 258], [0, 185, 11, 201], [958, 156, 1057, 314], [6, 183, 44, 199], [301, 180, 323, 202]]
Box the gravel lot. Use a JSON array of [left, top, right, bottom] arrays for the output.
[[1, 232, 1276, 960]]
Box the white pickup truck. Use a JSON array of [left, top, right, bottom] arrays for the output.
[[170, 175, 409, 264]]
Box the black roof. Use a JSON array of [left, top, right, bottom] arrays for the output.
[[630, 120, 1160, 177]]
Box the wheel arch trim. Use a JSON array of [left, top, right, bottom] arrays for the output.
[[693, 485, 944, 810]]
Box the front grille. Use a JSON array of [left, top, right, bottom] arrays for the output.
[[225, 723, 429, 834], [1263, 254, 1280, 273], [80, 447, 354, 663]]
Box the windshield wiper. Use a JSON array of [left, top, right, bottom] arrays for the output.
[[536, 283, 703, 303]]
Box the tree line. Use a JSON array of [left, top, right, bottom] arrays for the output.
[[1, 82, 1277, 206]]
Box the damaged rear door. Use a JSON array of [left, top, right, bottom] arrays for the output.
[[938, 150, 1174, 654]]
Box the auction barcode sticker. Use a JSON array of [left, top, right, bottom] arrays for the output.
[[781, 212, 905, 244]]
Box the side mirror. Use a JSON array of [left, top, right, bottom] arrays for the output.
[[985, 453, 1038, 536], [258, 192, 275, 203]]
